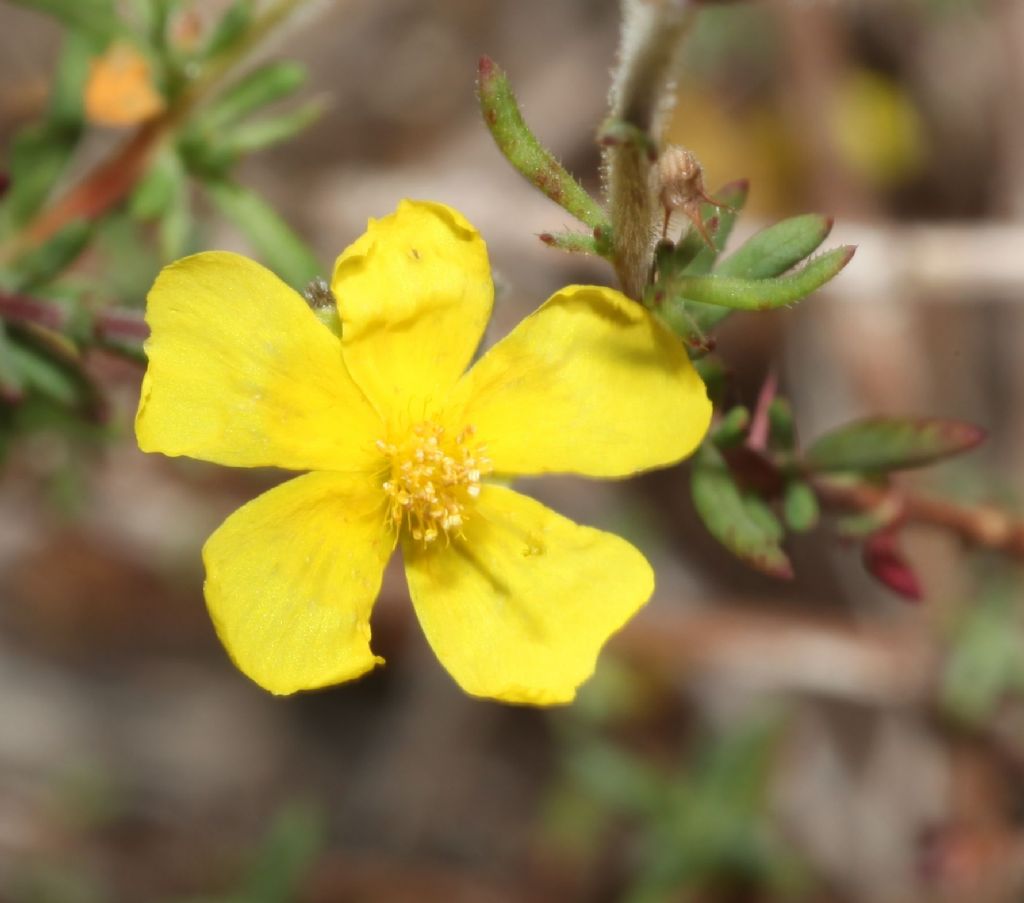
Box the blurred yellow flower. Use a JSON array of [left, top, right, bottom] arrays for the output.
[[84, 42, 165, 127], [136, 200, 711, 704]]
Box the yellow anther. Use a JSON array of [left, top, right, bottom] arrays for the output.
[[378, 419, 491, 545]]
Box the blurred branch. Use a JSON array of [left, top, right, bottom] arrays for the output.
[[816, 477, 1024, 558], [0, 291, 146, 356]]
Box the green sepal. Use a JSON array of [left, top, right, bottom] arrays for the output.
[[203, 179, 321, 289], [313, 306, 341, 338], [691, 443, 793, 579], [805, 417, 986, 474], [782, 479, 819, 533], [477, 57, 607, 231]]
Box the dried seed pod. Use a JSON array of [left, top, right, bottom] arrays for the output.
[[657, 145, 732, 246]]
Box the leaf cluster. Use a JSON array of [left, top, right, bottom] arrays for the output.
[[0, 0, 323, 465], [692, 402, 985, 597]]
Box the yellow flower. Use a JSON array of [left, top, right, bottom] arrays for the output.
[[136, 200, 711, 705]]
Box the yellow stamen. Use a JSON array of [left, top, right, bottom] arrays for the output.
[[379, 420, 491, 544]]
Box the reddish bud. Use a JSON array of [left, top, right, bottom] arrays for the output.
[[863, 530, 922, 602]]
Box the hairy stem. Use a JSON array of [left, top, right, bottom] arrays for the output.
[[604, 0, 694, 299]]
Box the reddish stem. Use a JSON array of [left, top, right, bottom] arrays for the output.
[[816, 478, 1024, 557]]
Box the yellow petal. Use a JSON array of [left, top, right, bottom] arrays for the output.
[[203, 471, 395, 695], [330, 200, 492, 424], [403, 485, 652, 705], [137, 251, 382, 472], [450, 284, 711, 477]]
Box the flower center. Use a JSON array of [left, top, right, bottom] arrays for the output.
[[377, 421, 492, 544]]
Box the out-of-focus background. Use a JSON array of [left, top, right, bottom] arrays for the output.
[[2, 0, 1024, 900]]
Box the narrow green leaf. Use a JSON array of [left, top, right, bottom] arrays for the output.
[[222, 98, 326, 156], [8, 0, 120, 48], [201, 61, 307, 131], [204, 179, 320, 289], [718, 214, 834, 279], [203, 0, 253, 58], [48, 31, 93, 127], [239, 802, 325, 903], [130, 147, 185, 220], [942, 589, 1024, 724], [688, 214, 842, 334], [129, 145, 191, 262], [569, 743, 666, 817], [9, 323, 104, 419], [782, 480, 819, 533], [0, 33, 90, 233], [667, 246, 855, 312], [158, 177, 191, 262], [0, 322, 25, 400], [539, 230, 601, 256], [684, 180, 749, 276], [7, 221, 92, 291], [477, 56, 607, 230], [805, 417, 986, 473], [1, 122, 81, 230], [691, 444, 793, 578]]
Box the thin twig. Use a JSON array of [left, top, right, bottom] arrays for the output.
[[815, 477, 1024, 557]]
